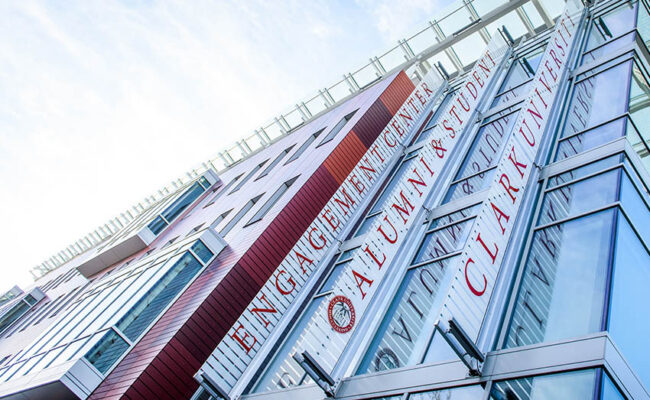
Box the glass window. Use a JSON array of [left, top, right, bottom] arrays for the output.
[[410, 385, 484, 400], [253, 297, 326, 392], [285, 128, 326, 165], [256, 146, 295, 181], [147, 180, 210, 235], [490, 369, 598, 399], [116, 251, 204, 341], [318, 110, 357, 146], [601, 371, 625, 400], [413, 219, 474, 263], [230, 160, 268, 194], [504, 210, 615, 348], [247, 176, 299, 225], [607, 213, 650, 387], [547, 155, 622, 188], [416, 91, 454, 143], [491, 45, 546, 109], [357, 256, 458, 374], [585, 2, 638, 52], [444, 112, 519, 203], [220, 194, 264, 236], [537, 169, 620, 226], [555, 118, 627, 161], [85, 329, 129, 374], [562, 61, 631, 138]]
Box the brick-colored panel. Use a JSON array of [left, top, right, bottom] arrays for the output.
[[379, 71, 416, 115]]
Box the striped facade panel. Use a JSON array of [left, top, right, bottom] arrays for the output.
[[90, 72, 414, 400]]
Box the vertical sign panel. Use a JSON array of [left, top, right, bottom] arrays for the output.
[[267, 33, 510, 386], [200, 71, 446, 394], [439, 0, 585, 342]]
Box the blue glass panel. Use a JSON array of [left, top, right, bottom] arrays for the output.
[[505, 210, 614, 348], [548, 154, 622, 188], [490, 369, 597, 399], [147, 216, 168, 235], [444, 168, 496, 203], [608, 214, 650, 388], [161, 182, 206, 222], [555, 118, 626, 161], [253, 297, 326, 392], [562, 61, 631, 137], [117, 252, 203, 341], [537, 169, 619, 226], [620, 171, 650, 239], [586, 3, 638, 51], [355, 213, 380, 237], [581, 32, 636, 66], [84, 329, 129, 374], [371, 157, 417, 214], [413, 219, 474, 264], [318, 260, 350, 294], [190, 240, 213, 264], [357, 256, 457, 374], [601, 372, 625, 399], [0, 302, 30, 334]]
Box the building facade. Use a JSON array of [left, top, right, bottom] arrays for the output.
[[0, 0, 649, 399]]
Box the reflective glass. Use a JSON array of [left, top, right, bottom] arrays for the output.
[[585, 2, 638, 51], [117, 251, 203, 341], [429, 203, 481, 229], [581, 32, 636, 66], [491, 46, 545, 108], [628, 63, 650, 144], [620, 171, 650, 240], [601, 372, 625, 400], [537, 169, 619, 226], [547, 154, 622, 188], [444, 168, 496, 202], [253, 297, 326, 392], [147, 216, 168, 235], [410, 385, 484, 400], [562, 61, 632, 137], [505, 210, 614, 348], [85, 329, 129, 374], [555, 118, 626, 161], [608, 214, 650, 387], [490, 369, 597, 399], [413, 219, 475, 263], [162, 182, 206, 223], [190, 240, 213, 264], [371, 157, 418, 214], [357, 256, 457, 374]]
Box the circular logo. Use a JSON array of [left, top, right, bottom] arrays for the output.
[[327, 295, 355, 333], [374, 348, 400, 371]]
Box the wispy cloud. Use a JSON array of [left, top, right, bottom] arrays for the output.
[[0, 0, 453, 289]]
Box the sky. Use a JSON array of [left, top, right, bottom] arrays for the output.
[[0, 0, 455, 291]]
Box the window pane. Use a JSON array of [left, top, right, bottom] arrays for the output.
[[505, 210, 614, 348], [555, 118, 626, 161], [413, 219, 475, 263], [608, 214, 650, 387], [620, 171, 650, 239], [429, 204, 481, 229], [190, 240, 213, 264], [585, 3, 638, 51], [562, 61, 631, 137], [147, 216, 168, 235], [444, 168, 496, 202], [601, 372, 625, 400], [537, 169, 619, 226], [117, 252, 203, 341], [357, 256, 457, 374], [161, 182, 205, 222], [85, 329, 129, 374], [253, 297, 326, 392], [547, 155, 622, 188], [628, 63, 650, 145], [371, 157, 418, 214], [410, 385, 484, 400], [581, 32, 636, 66], [490, 369, 597, 399], [454, 113, 519, 181]]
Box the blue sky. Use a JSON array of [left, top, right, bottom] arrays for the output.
[[0, 0, 455, 290]]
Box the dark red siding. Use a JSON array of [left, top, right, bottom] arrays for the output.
[[89, 71, 415, 400]]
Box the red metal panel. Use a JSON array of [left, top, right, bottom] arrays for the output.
[[89, 72, 413, 400]]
